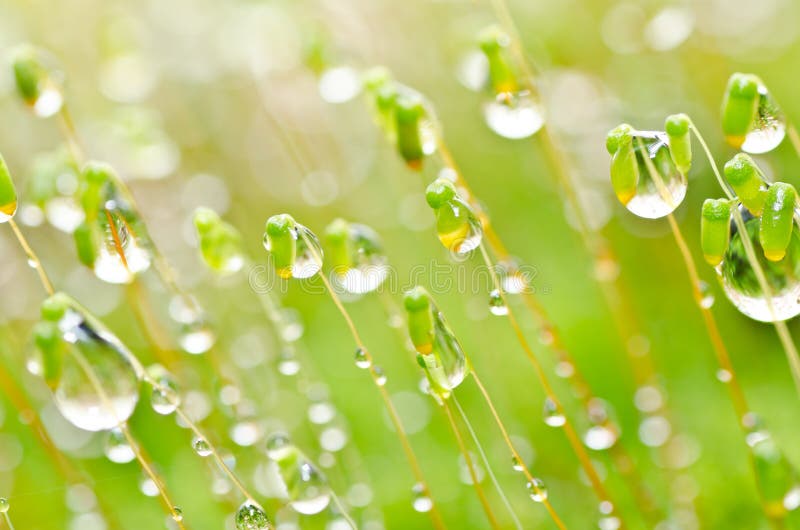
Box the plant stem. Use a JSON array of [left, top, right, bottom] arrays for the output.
[[787, 123, 800, 158], [8, 219, 54, 295], [2, 512, 15, 530], [441, 398, 502, 530], [469, 373, 567, 530], [478, 244, 624, 525], [690, 123, 800, 399], [298, 233, 447, 530], [451, 393, 524, 530], [330, 490, 358, 530]]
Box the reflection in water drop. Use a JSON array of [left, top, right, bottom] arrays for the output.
[[483, 91, 545, 139], [741, 86, 786, 154]]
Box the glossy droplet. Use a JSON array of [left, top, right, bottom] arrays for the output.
[[150, 371, 180, 415], [741, 85, 786, 154], [639, 416, 671, 447], [172, 507, 183, 522], [543, 397, 565, 427], [354, 348, 371, 369], [527, 478, 548, 502], [620, 130, 687, 219], [235, 500, 270, 530], [192, 436, 212, 457], [718, 207, 800, 322], [318, 66, 361, 104], [496, 258, 528, 294], [698, 281, 715, 309], [139, 476, 159, 497], [584, 425, 618, 451], [373, 366, 387, 386], [326, 220, 389, 294], [179, 323, 215, 355], [511, 456, 524, 472], [0, 498, 9, 513], [749, 432, 798, 519], [412, 483, 433, 513], [104, 427, 135, 463], [488, 289, 508, 316], [483, 90, 545, 139], [44, 294, 141, 432], [716, 369, 733, 383], [266, 434, 331, 515], [263, 221, 323, 279]]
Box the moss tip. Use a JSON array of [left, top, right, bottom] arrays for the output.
[[425, 178, 457, 209], [404, 286, 431, 312]]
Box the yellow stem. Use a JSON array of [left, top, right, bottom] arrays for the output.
[[8, 219, 54, 295], [330, 490, 358, 530], [441, 399, 502, 530]]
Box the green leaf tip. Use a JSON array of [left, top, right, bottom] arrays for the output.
[[701, 199, 732, 267], [760, 182, 797, 262], [425, 178, 457, 209], [721, 73, 762, 148], [404, 286, 432, 313]]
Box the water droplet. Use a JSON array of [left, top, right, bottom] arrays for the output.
[[179, 323, 215, 355], [434, 197, 483, 255], [639, 416, 671, 447], [231, 420, 262, 447], [263, 223, 323, 279], [527, 478, 548, 502], [150, 373, 180, 416], [46, 297, 141, 431], [412, 483, 433, 513], [104, 427, 135, 463], [318, 66, 361, 104], [634, 386, 663, 413], [584, 425, 618, 451], [192, 436, 212, 457], [308, 402, 336, 425], [740, 85, 786, 154], [599, 516, 622, 530], [617, 130, 687, 219], [354, 348, 371, 369], [488, 289, 508, 316], [92, 203, 152, 284], [329, 223, 390, 294], [235, 500, 270, 530], [483, 90, 545, 139], [172, 507, 183, 522], [554, 361, 575, 379], [718, 207, 800, 322], [537, 326, 554, 346], [277, 353, 301, 376], [45, 197, 84, 232], [33, 85, 64, 118], [139, 476, 159, 497], [412, 302, 470, 398], [511, 456, 524, 472], [319, 426, 348, 452], [543, 397, 565, 427], [698, 281, 715, 309], [373, 366, 387, 386], [496, 258, 528, 294], [784, 485, 800, 511], [0, 498, 10, 513], [267, 434, 331, 515], [716, 369, 733, 383]]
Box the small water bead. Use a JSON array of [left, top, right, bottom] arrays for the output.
[[0, 498, 9, 513], [277, 353, 301, 376], [373, 366, 387, 386], [607, 126, 687, 219], [89, 197, 152, 284], [263, 216, 324, 280], [326, 221, 390, 295], [354, 348, 371, 369], [483, 90, 545, 139], [179, 323, 215, 355], [172, 507, 183, 522], [718, 208, 800, 322], [584, 425, 618, 451], [639, 416, 671, 447], [634, 385, 663, 413], [192, 436, 212, 457], [411, 483, 433, 513], [150, 372, 180, 415], [235, 500, 271, 530], [318, 66, 362, 104], [716, 369, 733, 383], [599, 516, 622, 530], [722, 75, 786, 154], [425, 179, 483, 255], [554, 361, 575, 379], [697, 281, 715, 309], [104, 427, 135, 463], [511, 456, 524, 472], [784, 486, 800, 511], [488, 289, 508, 316], [139, 476, 159, 497], [231, 420, 262, 447], [526, 478, 548, 502], [543, 397, 566, 427], [496, 259, 528, 294], [266, 434, 331, 515], [307, 402, 336, 425]]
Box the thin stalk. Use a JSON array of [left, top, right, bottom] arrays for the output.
[[298, 232, 447, 530], [469, 372, 568, 530], [441, 398, 502, 530], [330, 490, 358, 530], [478, 244, 625, 525], [2, 511, 15, 530], [690, 123, 800, 399], [8, 219, 54, 295], [451, 393, 524, 530]]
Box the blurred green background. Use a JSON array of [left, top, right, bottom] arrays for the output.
[[1, 0, 800, 528]]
